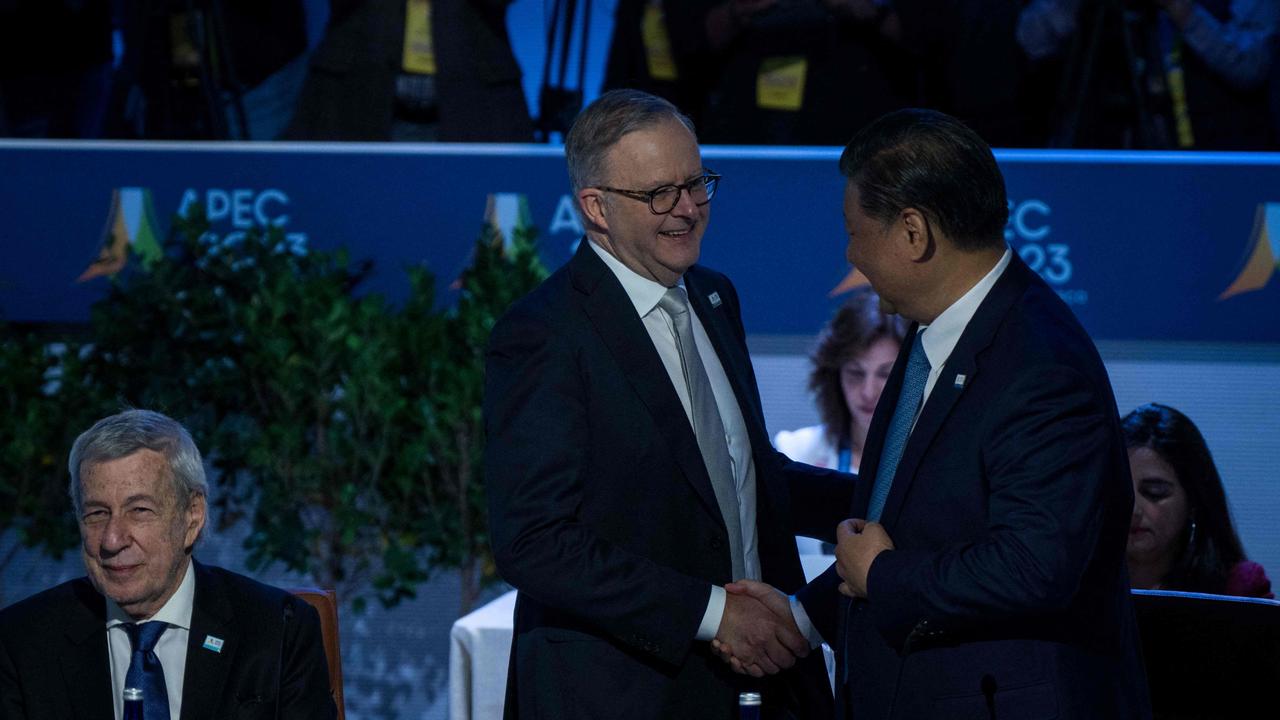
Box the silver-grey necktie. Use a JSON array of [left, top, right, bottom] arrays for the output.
[[659, 287, 746, 581]]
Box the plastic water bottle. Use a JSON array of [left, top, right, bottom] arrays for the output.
[[123, 687, 145, 720], [739, 691, 761, 720]]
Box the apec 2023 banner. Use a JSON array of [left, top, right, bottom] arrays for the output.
[[1, 142, 1278, 343]]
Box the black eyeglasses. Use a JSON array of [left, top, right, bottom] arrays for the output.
[[596, 171, 722, 215]]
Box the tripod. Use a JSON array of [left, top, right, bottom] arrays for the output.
[[1049, 0, 1171, 149], [181, 0, 250, 140], [536, 0, 593, 141]]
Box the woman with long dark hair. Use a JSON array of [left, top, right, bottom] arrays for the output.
[[775, 286, 906, 476], [1122, 402, 1272, 597]]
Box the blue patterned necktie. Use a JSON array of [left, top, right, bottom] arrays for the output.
[[866, 330, 931, 522], [123, 621, 171, 720]]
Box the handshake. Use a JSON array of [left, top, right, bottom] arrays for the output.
[[710, 579, 809, 678], [710, 518, 894, 677]]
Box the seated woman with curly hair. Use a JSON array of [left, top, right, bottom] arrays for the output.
[[1123, 402, 1273, 598]]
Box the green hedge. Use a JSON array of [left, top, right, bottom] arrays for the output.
[[0, 207, 546, 613]]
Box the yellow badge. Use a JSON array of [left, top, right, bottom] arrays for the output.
[[403, 0, 437, 75], [1165, 43, 1195, 148], [756, 56, 807, 111], [642, 1, 678, 81]]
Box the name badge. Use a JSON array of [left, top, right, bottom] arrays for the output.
[[642, 1, 678, 81], [757, 57, 807, 111], [402, 0, 437, 75]]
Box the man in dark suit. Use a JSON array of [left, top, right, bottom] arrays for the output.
[[484, 89, 842, 719], [284, 0, 532, 141], [727, 109, 1151, 717], [0, 409, 336, 720]]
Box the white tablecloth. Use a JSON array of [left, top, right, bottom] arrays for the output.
[[448, 555, 837, 720], [449, 589, 517, 720]]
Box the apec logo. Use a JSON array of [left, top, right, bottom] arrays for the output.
[[79, 187, 309, 282], [177, 188, 308, 249], [549, 194, 584, 237], [1005, 198, 1086, 306], [1219, 202, 1279, 300]]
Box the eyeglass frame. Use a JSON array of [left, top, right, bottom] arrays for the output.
[[594, 170, 722, 215]]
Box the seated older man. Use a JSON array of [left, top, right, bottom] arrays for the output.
[[0, 409, 337, 720]]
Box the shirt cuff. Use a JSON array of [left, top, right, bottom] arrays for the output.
[[789, 594, 825, 648], [696, 585, 727, 641]]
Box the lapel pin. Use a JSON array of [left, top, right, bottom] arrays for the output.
[[953, 374, 967, 389], [708, 292, 722, 308], [202, 635, 224, 653]]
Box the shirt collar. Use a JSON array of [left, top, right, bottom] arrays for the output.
[[105, 559, 196, 631], [588, 239, 682, 317], [919, 249, 1012, 371]]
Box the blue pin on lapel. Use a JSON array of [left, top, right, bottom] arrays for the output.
[[953, 374, 967, 389], [203, 635, 224, 653], [708, 292, 722, 308]]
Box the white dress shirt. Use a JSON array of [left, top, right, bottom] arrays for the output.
[[107, 560, 195, 720], [589, 240, 759, 641], [917, 249, 1012, 408]]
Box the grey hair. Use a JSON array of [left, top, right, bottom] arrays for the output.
[[68, 409, 208, 518], [564, 89, 696, 195]]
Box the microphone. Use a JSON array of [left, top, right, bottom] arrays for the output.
[[981, 673, 998, 720]]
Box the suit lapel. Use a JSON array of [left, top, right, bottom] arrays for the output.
[[180, 562, 238, 720], [684, 272, 768, 450], [60, 579, 114, 720], [685, 270, 803, 546], [877, 255, 1035, 527], [572, 242, 726, 527]]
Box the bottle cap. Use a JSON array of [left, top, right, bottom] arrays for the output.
[[739, 692, 761, 706], [123, 688, 143, 702]]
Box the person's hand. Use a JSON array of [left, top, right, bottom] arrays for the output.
[[710, 581, 808, 677], [836, 518, 894, 598]]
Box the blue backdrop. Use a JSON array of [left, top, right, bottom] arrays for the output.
[[2, 141, 1278, 343]]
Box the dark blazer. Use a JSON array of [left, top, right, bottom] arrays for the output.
[[0, 561, 337, 720], [798, 254, 1151, 719], [602, 0, 722, 129], [484, 241, 844, 720], [284, 0, 531, 141]]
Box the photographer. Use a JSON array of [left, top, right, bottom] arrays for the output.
[[1017, 0, 1278, 148]]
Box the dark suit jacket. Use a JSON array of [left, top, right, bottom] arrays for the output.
[[798, 254, 1151, 719], [284, 0, 532, 141], [0, 561, 337, 720], [602, 0, 722, 129], [484, 241, 844, 720]]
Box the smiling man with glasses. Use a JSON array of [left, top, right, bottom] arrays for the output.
[[483, 89, 842, 720], [596, 170, 722, 215]]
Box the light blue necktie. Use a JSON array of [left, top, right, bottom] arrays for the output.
[[866, 330, 931, 522], [124, 621, 171, 720]]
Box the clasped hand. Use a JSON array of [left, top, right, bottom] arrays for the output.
[[710, 580, 809, 677], [710, 519, 894, 675], [836, 518, 894, 598]]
